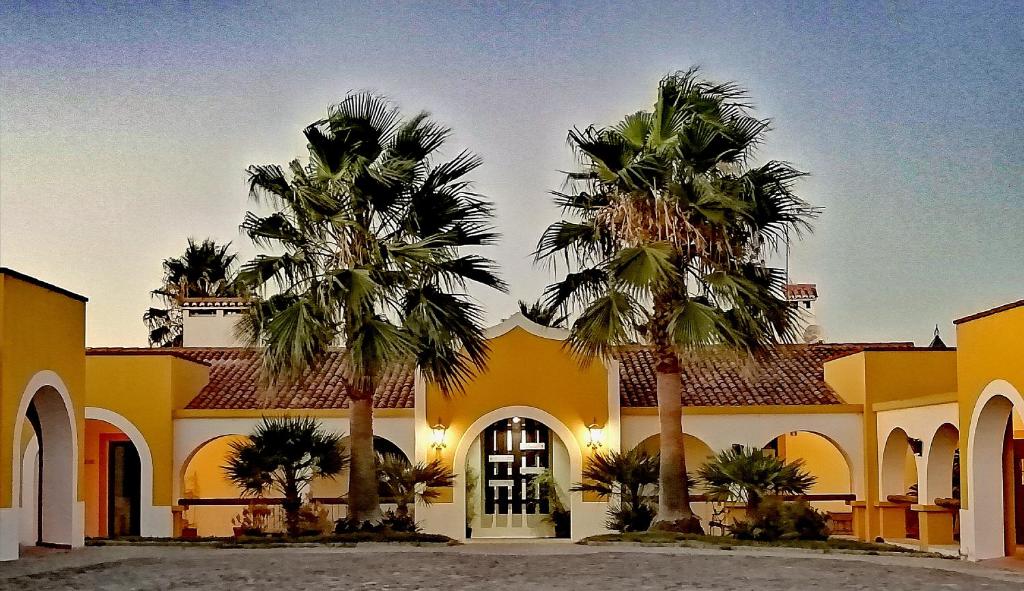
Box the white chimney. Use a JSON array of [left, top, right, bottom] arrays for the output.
[[180, 297, 247, 347]]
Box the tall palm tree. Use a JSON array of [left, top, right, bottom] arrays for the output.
[[223, 417, 346, 536], [536, 68, 817, 532], [238, 92, 505, 523], [517, 298, 568, 328], [143, 238, 241, 347]]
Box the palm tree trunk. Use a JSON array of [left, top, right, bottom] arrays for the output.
[[347, 395, 382, 523], [283, 475, 301, 536], [648, 295, 703, 533]]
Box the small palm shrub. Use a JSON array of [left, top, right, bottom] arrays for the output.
[[572, 445, 659, 532], [728, 499, 829, 541], [697, 446, 816, 514], [223, 417, 346, 536], [376, 453, 457, 517]]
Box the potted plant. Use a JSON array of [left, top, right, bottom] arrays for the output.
[[465, 466, 478, 538], [535, 469, 570, 538], [232, 503, 271, 537], [181, 517, 198, 539]]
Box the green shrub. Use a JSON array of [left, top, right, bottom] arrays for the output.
[[728, 500, 829, 541]]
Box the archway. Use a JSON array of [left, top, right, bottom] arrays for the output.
[[881, 428, 919, 500], [179, 435, 253, 537], [310, 435, 410, 500], [466, 416, 571, 538], [880, 427, 921, 540], [762, 430, 855, 530], [636, 433, 714, 476], [11, 375, 78, 550], [448, 406, 587, 540], [966, 382, 1024, 559], [926, 424, 959, 503]]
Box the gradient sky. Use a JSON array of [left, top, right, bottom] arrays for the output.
[[1, 1, 1021, 347]]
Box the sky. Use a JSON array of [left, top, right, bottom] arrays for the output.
[[1, 1, 1021, 347]]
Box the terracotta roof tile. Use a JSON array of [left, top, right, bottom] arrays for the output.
[[87, 347, 414, 410], [784, 283, 818, 300], [614, 343, 913, 407]]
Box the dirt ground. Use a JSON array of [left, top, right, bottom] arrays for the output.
[[1, 542, 1023, 590]]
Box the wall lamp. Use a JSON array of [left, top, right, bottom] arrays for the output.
[[907, 437, 923, 456], [430, 419, 447, 450], [586, 419, 604, 450]]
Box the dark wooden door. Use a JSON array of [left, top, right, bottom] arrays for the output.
[[482, 418, 550, 515], [108, 441, 141, 537]]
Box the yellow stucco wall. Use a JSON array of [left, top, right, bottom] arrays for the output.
[[955, 304, 1024, 509], [0, 270, 87, 508], [85, 354, 209, 507], [825, 349, 957, 539], [425, 326, 608, 471]]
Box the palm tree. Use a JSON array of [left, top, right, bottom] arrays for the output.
[[376, 453, 456, 517], [571, 445, 660, 532], [697, 446, 816, 515], [517, 299, 568, 328], [223, 417, 346, 536], [537, 68, 817, 532], [238, 92, 505, 523], [143, 238, 241, 347]]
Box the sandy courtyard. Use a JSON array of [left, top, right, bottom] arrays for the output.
[[1, 543, 1023, 590]]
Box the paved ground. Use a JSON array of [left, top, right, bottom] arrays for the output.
[[2, 543, 1023, 590]]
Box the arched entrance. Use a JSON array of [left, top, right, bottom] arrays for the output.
[[12, 374, 79, 551], [926, 424, 959, 503], [880, 427, 920, 540], [179, 434, 252, 537], [966, 382, 1024, 559], [466, 416, 571, 538], [84, 418, 142, 538]]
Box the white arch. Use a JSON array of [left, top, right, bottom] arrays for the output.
[[880, 426, 918, 498], [924, 423, 959, 503], [2, 370, 83, 560], [963, 379, 1024, 560], [759, 429, 856, 496], [428, 405, 609, 541], [85, 407, 169, 537]]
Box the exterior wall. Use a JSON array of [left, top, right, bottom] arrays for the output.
[[84, 354, 209, 537], [824, 350, 957, 542], [0, 271, 87, 560], [955, 304, 1024, 560]]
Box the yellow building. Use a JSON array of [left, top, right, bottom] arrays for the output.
[[0, 267, 1021, 561]]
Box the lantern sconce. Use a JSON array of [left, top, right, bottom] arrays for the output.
[[430, 419, 447, 451], [586, 419, 604, 450], [907, 437, 923, 456]]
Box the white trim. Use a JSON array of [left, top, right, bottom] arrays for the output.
[[962, 379, 1024, 560], [3, 370, 82, 560], [484, 312, 569, 341], [85, 407, 170, 537]]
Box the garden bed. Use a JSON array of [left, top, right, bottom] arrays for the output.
[[86, 531, 455, 548], [578, 533, 948, 557]]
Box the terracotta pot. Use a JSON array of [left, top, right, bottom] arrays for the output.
[[181, 527, 198, 539], [233, 527, 245, 538]]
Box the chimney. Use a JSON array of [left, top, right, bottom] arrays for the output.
[[784, 283, 824, 343], [180, 297, 247, 347]]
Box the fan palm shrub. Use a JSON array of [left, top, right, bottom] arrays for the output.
[[143, 238, 241, 347], [572, 445, 660, 532], [537, 68, 818, 532], [697, 445, 816, 515], [238, 92, 504, 523], [376, 452, 456, 518], [223, 417, 346, 536]]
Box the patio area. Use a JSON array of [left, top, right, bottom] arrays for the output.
[[2, 543, 1022, 590]]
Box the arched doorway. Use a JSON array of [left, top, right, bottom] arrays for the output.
[[880, 427, 920, 540], [967, 386, 1024, 559], [84, 418, 141, 538], [761, 430, 855, 532], [466, 416, 571, 538], [926, 424, 959, 503], [179, 435, 252, 537], [14, 381, 77, 549]]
